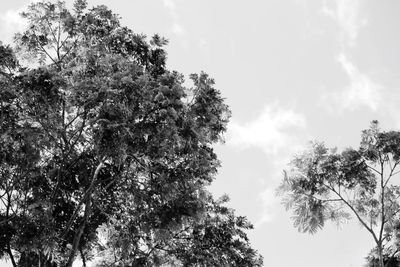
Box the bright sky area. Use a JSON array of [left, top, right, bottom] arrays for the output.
[[2, 0, 400, 266]]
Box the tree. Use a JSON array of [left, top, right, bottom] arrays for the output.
[[0, 1, 262, 266], [278, 121, 400, 267]]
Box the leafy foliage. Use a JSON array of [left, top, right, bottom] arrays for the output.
[[95, 194, 262, 266], [278, 121, 400, 266], [0, 1, 262, 266]]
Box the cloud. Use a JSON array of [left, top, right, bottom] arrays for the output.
[[321, 0, 367, 47], [163, 0, 176, 11], [162, 0, 185, 36], [197, 38, 207, 49], [321, 53, 382, 112], [0, 8, 27, 45], [171, 23, 185, 35], [255, 186, 279, 226], [319, 1, 380, 113], [227, 105, 308, 225], [227, 103, 306, 156], [0, 0, 46, 45]]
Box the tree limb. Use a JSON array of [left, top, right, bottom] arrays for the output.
[[66, 161, 104, 267], [6, 243, 17, 267], [325, 183, 380, 244]]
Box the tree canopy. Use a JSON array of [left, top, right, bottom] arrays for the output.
[[278, 121, 400, 267], [0, 1, 262, 266]]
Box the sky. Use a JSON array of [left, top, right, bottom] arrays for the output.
[[1, 0, 400, 266]]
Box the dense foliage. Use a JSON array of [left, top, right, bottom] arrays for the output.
[[0, 1, 262, 266], [278, 121, 400, 267]]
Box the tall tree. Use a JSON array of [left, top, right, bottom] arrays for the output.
[[278, 121, 400, 267], [0, 1, 262, 266]]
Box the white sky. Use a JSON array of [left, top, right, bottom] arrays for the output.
[[2, 1, 400, 266]]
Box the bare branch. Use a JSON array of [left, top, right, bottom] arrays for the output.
[[384, 161, 399, 188], [323, 183, 380, 245], [367, 164, 382, 176]]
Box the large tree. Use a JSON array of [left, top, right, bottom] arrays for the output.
[[0, 1, 262, 266], [278, 121, 400, 267]]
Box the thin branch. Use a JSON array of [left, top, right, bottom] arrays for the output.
[[57, 14, 61, 61], [59, 35, 71, 51], [367, 165, 382, 176], [59, 37, 80, 63], [6, 243, 17, 267], [79, 246, 87, 267], [60, 161, 104, 240], [387, 154, 392, 173], [379, 154, 385, 245], [300, 191, 341, 203], [43, 16, 60, 59], [32, 29, 58, 65], [67, 115, 87, 149], [384, 161, 399, 188], [390, 249, 400, 260], [323, 183, 380, 244], [392, 169, 400, 177], [64, 108, 84, 128]]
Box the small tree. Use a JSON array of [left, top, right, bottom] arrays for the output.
[[278, 121, 400, 267]]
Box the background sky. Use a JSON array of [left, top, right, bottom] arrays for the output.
[[1, 1, 400, 266]]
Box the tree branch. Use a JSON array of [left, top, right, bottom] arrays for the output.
[[32, 29, 58, 65], [384, 161, 399, 188], [367, 165, 382, 176], [66, 161, 104, 267], [379, 154, 385, 245], [6, 243, 17, 267], [79, 246, 87, 267], [325, 183, 380, 244]]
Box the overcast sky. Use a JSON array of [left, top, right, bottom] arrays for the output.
[[2, 1, 400, 266]]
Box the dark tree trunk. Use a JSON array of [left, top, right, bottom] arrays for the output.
[[65, 162, 104, 267], [377, 244, 385, 267], [18, 252, 57, 267], [6, 244, 17, 267]]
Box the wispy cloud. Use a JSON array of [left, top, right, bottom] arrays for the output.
[[319, 1, 380, 113], [227, 104, 308, 225], [162, 0, 185, 36], [321, 0, 367, 47], [197, 38, 207, 49], [255, 186, 279, 226], [171, 23, 185, 36], [227, 103, 306, 156], [321, 53, 382, 112], [163, 0, 176, 12]]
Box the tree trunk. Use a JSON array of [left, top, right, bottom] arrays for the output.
[[65, 162, 104, 267], [378, 244, 384, 267], [18, 252, 57, 267], [80, 247, 87, 267], [6, 244, 17, 267]]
